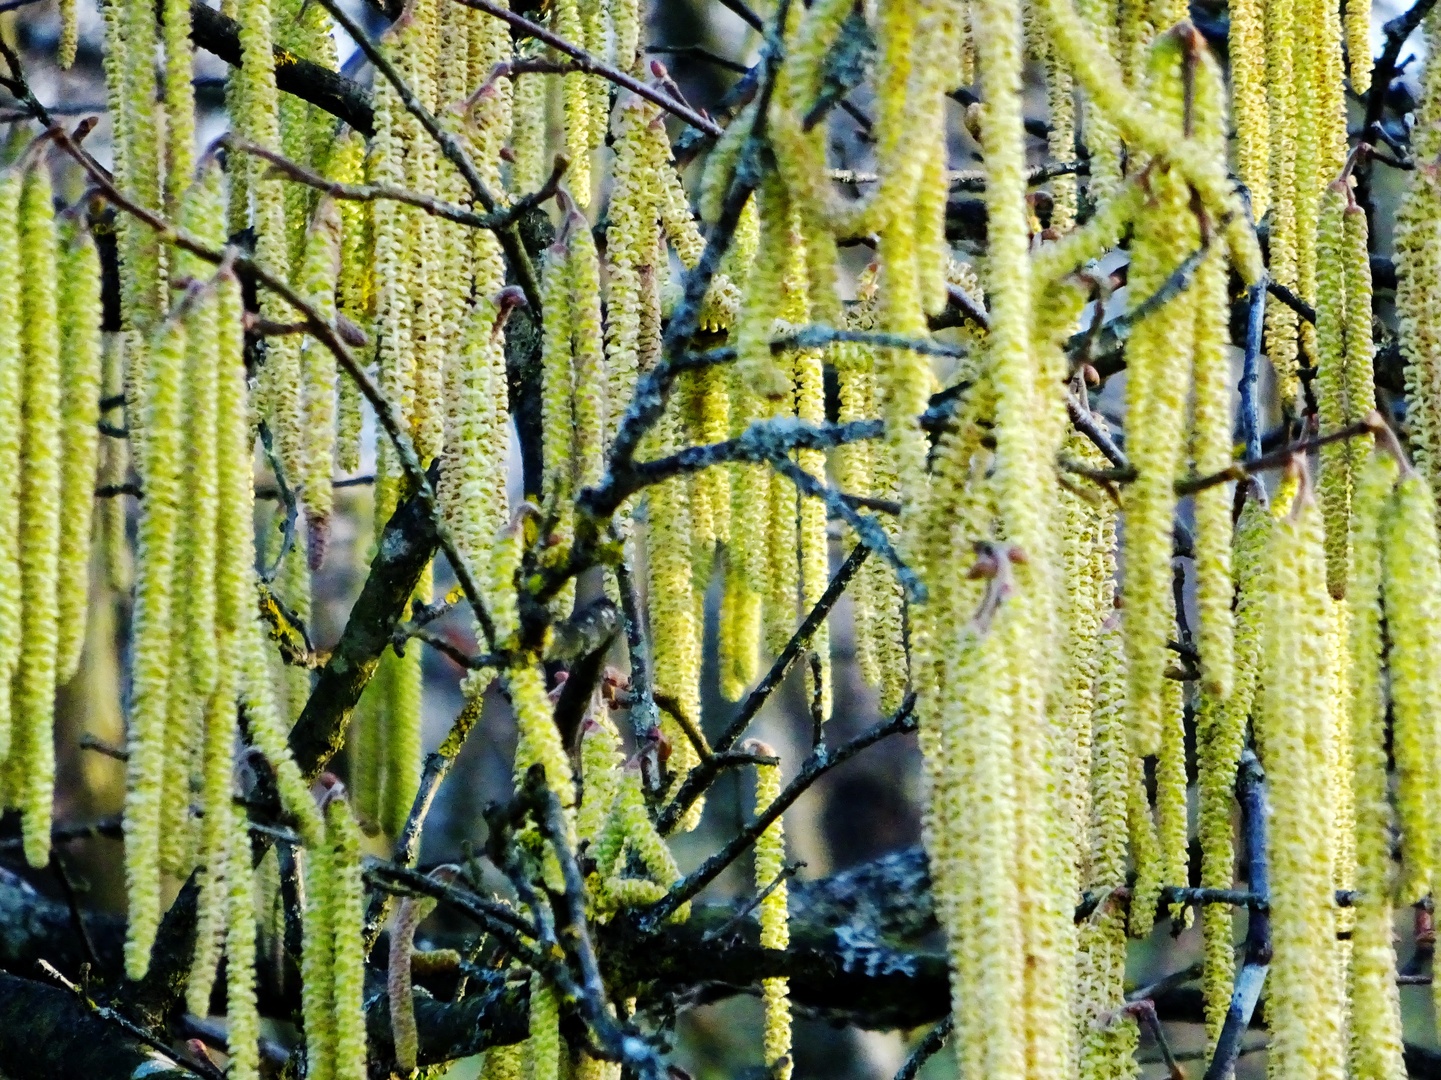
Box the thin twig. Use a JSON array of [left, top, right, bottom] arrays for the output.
[[35, 961, 224, 1080], [642, 693, 917, 927], [658, 544, 872, 834], [454, 0, 723, 136], [1266, 279, 1316, 324], [894, 1017, 953, 1080], [701, 860, 807, 944], [1241, 283, 1266, 462], [78, 734, 129, 761]]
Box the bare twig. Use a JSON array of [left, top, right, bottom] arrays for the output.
[[456, 0, 723, 136], [642, 693, 918, 927], [658, 543, 872, 834], [894, 1017, 953, 1080]]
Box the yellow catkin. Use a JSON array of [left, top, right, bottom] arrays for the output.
[[527, 973, 561, 1080], [1343, 203, 1376, 426], [115, 0, 167, 333], [1156, 671, 1189, 923], [1229, 0, 1269, 217], [1315, 182, 1352, 598], [795, 346, 831, 720], [577, 714, 623, 851], [753, 752, 792, 1080], [1126, 747, 1163, 937], [332, 132, 368, 476], [1259, 483, 1346, 1080], [1121, 33, 1198, 757], [381, 603, 424, 839], [225, 808, 261, 1080], [1266, 0, 1301, 406], [55, 218, 103, 685], [1347, 0, 1372, 95], [1396, 157, 1441, 499], [186, 659, 237, 1019], [1198, 482, 1271, 1038], [1347, 451, 1406, 1080], [593, 764, 686, 915], [124, 309, 189, 977], [58, 0, 79, 68], [300, 198, 342, 558], [301, 815, 337, 1080], [1381, 473, 1441, 901], [554, 0, 591, 203], [1188, 50, 1234, 700], [1076, 620, 1140, 1080], [162, 0, 196, 211], [0, 173, 23, 763], [934, 616, 1024, 1080], [16, 164, 64, 870], [510, 47, 547, 195], [329, 797, 367, 1079], [508, 660, 576, 818]]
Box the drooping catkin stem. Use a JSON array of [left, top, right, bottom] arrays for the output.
[[301, 814, 337, 1080], [225, 807, 261, 1080], [0, 173, 23, 765], [15, 163, 65, 870], [1265, 0, 1301, 408], [55, 217, 104, 685], [1315, 182, 1353, 599], [752, 747, 793, 1080], [124, 308, 188, 977], [162, 0, 196, 211], [329, 796, 367, 1078], [1198, 482, 1271, 1038], [299, 198, 342, 564], [1121, 30, 1198, 758], [1347, 450, 1406, 1080], [1381, 471, 1441, 902], [1259, 475, 1347, 1080]]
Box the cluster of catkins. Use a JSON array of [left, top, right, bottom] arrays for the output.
[[25, 0, 1441, 1070]]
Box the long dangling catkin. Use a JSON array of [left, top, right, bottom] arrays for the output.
[[1315, 182, 1353, 599], [55, 217, 103, 685], [1198, 481, 1270, 1038], [225, 807, 261, 1080], [1156, 670, 1189, 922], [1229, 0, 1269, 218], [332, 132, 368, 476], [1121, 31, 1198, 756], [1381, 470, 1441, 902], [1265, 0, 1301, 407], [99, 336, 132, 593], [1347, 449, 1406, 1080], [186, 659, 237, 1019], [1343, 200, 1376, 426], [329, 796, 367, 1079], [124, 308, 187, 977], [0, 173, 23, 764], [1259, 472, 1346, 1080], [299, 198, 342, 563], [753, 748, 793, 1080], [554, 0, 591, 203], [115, 0, 167, 333], [1126, 747, 1164, 938], [527, 972, 561, 1080], [388, 885, 437, 1074], [1076, 620, 1140, 1080], [301, 813, 337, 1080], [16, 163, 64, 870], [162, 0, 196, 211]]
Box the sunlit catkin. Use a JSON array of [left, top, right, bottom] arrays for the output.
[[752, 748, 793, 1080], [0, 173, 22, 763], [162, 0, 196, 210], [1347, 450, 1406, 1080], [299, 199, 342, 559], [1259, 476, 1345, 1080], [1315, 182, 1353, 598], [124, 309, 187, 977], [1229, 0, 1269, 218], [301, 814, 337, 1080], [528, 972, 561, 1080], [1265, 0, 1301, 406], [1347, 0, 1373, 94], [1381, 472, 1441, 901], [55, 218, 103, 685], [16, 164, 63, 870], [329, 796, 367, 1080], [1198, 481, 1270, 1037], [225, 807, 261, 1080], [1121, 32, 1198, 756], [554, 0, 591, 203]]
